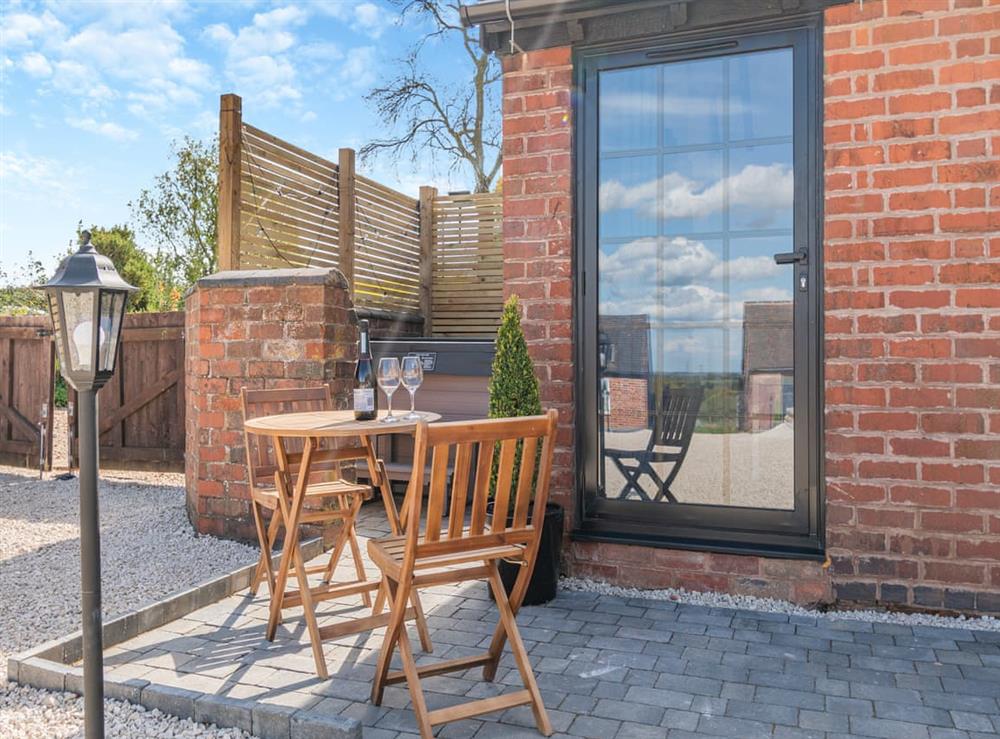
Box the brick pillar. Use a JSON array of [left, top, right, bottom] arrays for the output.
[[502, 47, 576, 513], [184, 268, 357, 541], [823, 1, 1000, 614]]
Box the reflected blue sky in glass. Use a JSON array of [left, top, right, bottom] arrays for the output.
[[729, 49, 793, 141], [599, 65, 658, 152], [597, 46, 795, 375], [662, 57, 724, 146]]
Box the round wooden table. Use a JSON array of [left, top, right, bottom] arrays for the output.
[[243, 409, 440, 677]]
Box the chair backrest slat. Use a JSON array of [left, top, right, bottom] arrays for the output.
[[468, 441, 494, 536], [402, 411, 559, 569], [512, 436, 538, 529], [654, 386, 704, 447], [424, 445, 451, 541], [447, 442, 474, 538], [490, 438, 518, 532]]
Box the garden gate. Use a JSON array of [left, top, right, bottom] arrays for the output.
[[69, 311, 186, 471], [0, 316, 55, 470]]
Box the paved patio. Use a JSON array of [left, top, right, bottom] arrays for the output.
[[95, 503, 1000, 739]]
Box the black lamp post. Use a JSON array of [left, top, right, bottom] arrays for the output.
[[39, 231, 136, 739]]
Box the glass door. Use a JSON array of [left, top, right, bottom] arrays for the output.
[[578, 27, 822, 555]]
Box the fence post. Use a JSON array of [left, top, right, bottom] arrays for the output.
[[218, 93, 242, 271], [418, 186, 437, 333], [338, 148, 356, 297]]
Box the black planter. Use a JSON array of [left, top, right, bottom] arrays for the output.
[[489, 502, 564, 606]]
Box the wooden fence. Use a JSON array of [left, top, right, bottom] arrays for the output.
[[431, 193, 504, 336], [70, 312, 185, 471], [0, 316, 54, 469], [217, 93, 504, 336]]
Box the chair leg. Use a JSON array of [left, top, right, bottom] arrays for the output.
[[371, 577, 411, 705], [258, 506, 284, 596], [249, 500, 276, 596], [483, 555, 532, 682], [319, 509, 353, 585], [344, 497, 372, 608], [409, 588, 433, 653], [289, 527, 329, 679], [487, 566, 552, 737], [383, 579, 433, 739]]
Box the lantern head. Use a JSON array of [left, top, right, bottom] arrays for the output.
[[39, 231, 137, 391]]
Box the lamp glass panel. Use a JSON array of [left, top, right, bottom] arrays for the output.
[[47, 293, 68, 370], [98, 290, 126, 372], [60, 290, 97, 372]]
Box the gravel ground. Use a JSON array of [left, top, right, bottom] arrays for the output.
[[603, 423, 795, 509], [0, 435, 261, 738], [563, 576, 1000, 632]]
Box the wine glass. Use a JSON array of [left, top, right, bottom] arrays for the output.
[[401, 355, 424, 420], [377, 357, 401, 423]]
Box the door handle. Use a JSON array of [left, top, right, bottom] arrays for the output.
[[774, 249, 808, 265]]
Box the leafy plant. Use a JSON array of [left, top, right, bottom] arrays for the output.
[[131, 136, 218, 287], [488, 295, 541, 500], [0, 252, 49, 315]]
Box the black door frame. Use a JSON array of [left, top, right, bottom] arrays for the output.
[[573, 15, 825, 559]]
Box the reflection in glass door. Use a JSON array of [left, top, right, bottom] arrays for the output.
[[596, 44, 801, 512]]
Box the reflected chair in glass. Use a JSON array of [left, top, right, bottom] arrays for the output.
[[240, 385, 372, 601], [367, 411, 559, 738], [605, 385, 704, 502]]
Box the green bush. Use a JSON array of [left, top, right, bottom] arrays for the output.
[[488, 295, 541, 501]]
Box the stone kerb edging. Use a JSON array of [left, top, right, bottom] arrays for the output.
[[8, 538, 361, 739]]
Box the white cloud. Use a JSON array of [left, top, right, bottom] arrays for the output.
[[312, 0, 398, 37], [741, 286, 792, 303], [7, 6, 210, 114], [20, 52, 52, 77], [600, 163, 794, 222], [710, 255, 779, 282], [50, 60, 117, 104], [334, 46, 377, 95], [0, 10, 66, 48], [203, 23, 236, 45], [351, 2, 395, 38], [0, 151, 79, 202], [67, 117, 139, 142], [209, 5, 309, 106], [598, 235, 784, 324]]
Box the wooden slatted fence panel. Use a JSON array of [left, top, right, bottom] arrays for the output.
[[431, 193, 504, 336], [354, 175, 422, 314], [240, 123, 341, 270], [71, 312, 185, 471], [0, 316, 54, 469], [224, 103, 506, 333]]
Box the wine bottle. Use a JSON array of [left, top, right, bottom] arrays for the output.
[[353, 319, 377, 421]]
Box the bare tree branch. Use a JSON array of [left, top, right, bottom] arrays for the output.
[[362, 0, 501, 193]]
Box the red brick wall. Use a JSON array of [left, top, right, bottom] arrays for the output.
[[185, 269, 356, 541], [605, 377, 649, 431], [500, 1, 1000, 614], [502, 48, 576, 514], [823, 0, 999, 614]]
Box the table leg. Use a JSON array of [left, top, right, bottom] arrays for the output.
[[364, 436, 401, 535], [267, 435, 329, 677]]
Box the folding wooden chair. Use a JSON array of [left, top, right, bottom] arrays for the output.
[[240, 385, 370, 602], [605, 385, 703, 502], [368, 410, 559, 739]]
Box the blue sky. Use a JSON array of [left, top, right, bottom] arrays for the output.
[[1, 0, 478, 275]]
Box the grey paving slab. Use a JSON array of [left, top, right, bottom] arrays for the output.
[[31, 504, 998, 739]]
